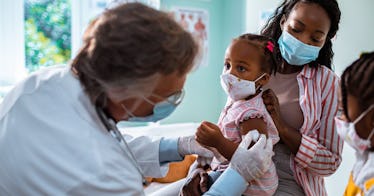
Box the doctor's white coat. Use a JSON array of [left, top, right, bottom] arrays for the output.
[[0, 66, 168, 195]]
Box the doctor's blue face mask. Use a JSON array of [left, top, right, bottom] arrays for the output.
[[121, 89, 185, 122], [278, 30, 321, 66]]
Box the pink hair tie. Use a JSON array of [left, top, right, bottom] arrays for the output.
[[266, 41, 274, 53]]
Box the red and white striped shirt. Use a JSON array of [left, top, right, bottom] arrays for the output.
[[280, 65, 343, 195]]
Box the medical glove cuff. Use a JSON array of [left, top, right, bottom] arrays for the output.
[[177, 136, 214, 158]]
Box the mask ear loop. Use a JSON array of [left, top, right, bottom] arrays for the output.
[[254, 73, 267, 91], [121, 104, 136, 118], [366, 127, 374, 141], [353, 105, 374, 124], [365, 125, 374, 149], [365, 106, 374, 144], [352, 105, 374, 148]]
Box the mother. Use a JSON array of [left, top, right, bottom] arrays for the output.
[[261, 0, 343, 195], [180, 1, 343, 195]]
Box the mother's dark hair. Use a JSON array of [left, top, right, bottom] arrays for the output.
[[71, 2, 198, 102], [261, 0, 341, 69]]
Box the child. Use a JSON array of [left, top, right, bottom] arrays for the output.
[[195, 33, 281, 195], [335, 52, 374, 196]]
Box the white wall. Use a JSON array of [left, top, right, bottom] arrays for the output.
[[245, 0, 281, 34], [245, 0, 374, 195], [333, 0, 374, 76]]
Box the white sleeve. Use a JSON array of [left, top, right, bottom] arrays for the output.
[[66, 172, 146, 196], [124, 134, 169, 178]]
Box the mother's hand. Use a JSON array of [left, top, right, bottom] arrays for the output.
[[179, 168, 209, 196], [262, 89, 285, 134], [262, 89, 302, 154]]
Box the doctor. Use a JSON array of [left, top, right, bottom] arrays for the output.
[[0, 2, 273, 195]]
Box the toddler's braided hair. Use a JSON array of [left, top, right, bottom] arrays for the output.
[[235, 34, 282, 75], [341, 52, 374, 120]]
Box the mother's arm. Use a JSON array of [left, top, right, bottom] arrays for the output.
[[299, 74, 343, 176], [262, 89, 302, 154], [262, 73, 343, 177]]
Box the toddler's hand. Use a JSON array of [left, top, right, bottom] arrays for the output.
[[196, 121, 224, 148], [180, 168, 210, 196]]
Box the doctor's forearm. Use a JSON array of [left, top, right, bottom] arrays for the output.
[[204, 168, 248, 196]]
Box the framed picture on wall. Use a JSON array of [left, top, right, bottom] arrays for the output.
[[170, 7, 209, 67]]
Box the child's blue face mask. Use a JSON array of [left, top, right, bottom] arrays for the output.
[[122, 89, 184, 122], [278, 30, 321, 66]]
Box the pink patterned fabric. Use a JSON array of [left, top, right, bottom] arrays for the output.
[[211, 92, 279, 195]]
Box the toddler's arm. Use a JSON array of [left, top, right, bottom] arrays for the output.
[[238, 117, 268, 149], [239, 117, 268, 137], [196, 121, 238, 160]]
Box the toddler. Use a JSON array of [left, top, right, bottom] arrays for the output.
[[196, 33, 281, 195]]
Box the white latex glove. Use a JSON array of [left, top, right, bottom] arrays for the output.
[[178, 136, 214, 163], [196, 156, 212, 167], [192, 147, 226, 171], [205, 146, 227, 163], [228, 130, 273, 182]]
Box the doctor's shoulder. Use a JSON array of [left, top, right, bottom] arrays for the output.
[[11, 65, 66, 95], [0, 65, 67, 117]]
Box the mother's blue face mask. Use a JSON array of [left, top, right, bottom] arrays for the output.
[[278, 30, 321, 66], [122, 89, 185, 122]]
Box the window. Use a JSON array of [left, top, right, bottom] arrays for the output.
[[24, 0, 72, 72], [0, 0, 159, 102]]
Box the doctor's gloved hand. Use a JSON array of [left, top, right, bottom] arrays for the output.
[[229, 130, 273, 182], [178, 136, 214, 164]]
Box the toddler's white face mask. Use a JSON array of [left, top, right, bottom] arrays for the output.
[[335, 105, 374, 154], [220, 73, 266, 101]]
